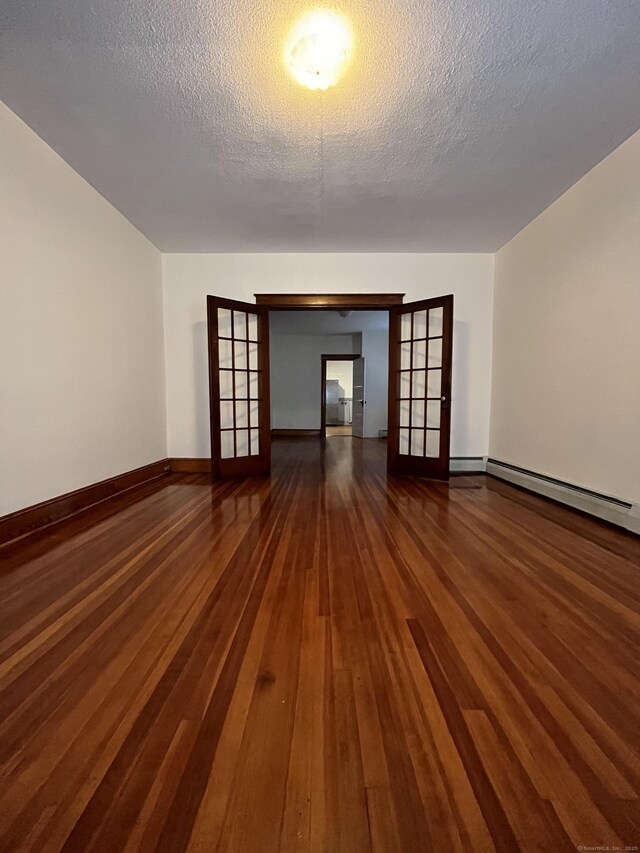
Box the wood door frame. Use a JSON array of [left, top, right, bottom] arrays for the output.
[[208, 292, 455, 479], [321, 354, 360, 438], [255, 293, 404, 310], [257, 293, 403, 439]]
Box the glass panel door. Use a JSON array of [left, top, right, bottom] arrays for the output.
[[387, 295, 453, 480], [207, 296, 271, 478]]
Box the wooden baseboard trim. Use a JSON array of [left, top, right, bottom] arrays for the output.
[[0, 459, 171, 547], [170, 458, 212, 473], [271, 429, 323, 437]]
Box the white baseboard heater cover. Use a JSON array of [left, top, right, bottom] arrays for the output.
[[486, 459, 639, 535], [450, 457, 487, 473]]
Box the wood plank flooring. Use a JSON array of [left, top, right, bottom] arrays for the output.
[[326, 426, 353, 436], [0, 437, 638, 852]]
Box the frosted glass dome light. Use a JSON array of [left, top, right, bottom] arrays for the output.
[[286, 11, 353, 91]]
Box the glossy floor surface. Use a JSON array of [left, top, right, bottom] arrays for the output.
[[326, 425, 353, 436], [1, 439, 639, 852]]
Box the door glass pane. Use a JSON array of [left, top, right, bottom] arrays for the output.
[[426, 430, 440, 457], [411, 429, 425, 456], [249, 399, 260, 427], [234, 340, 248, 370], [235, 400, 249, 428], [221, 430, 235, 459], [413, 339, 426, 370], [412, 370, 426, 398], [249, 372, 259, 399], [219, 338, 233, 369], [250, 429, 260, 455], [219, 370, 234, 399], [413, 310, 427, 339], [426, 400, 441, 428], [218, 308, 232, 338], [248, 342, 259, 371], [220, 400, 234, 429], [248, 314, 259, 342], [235, 372, 248, 398], [399, 372, 411, 398], [411, 399, 425, 428], [428, 337, 442, 368], [400, 342, 412, 371], [427, 369, 441, 398], [399, 399, 410, 427], [399, 428, 409, 455], [234, 311, 247, 340], [429, 307, 443, 337], [236, 430, 249, 457], [400, 314, 412, 342]]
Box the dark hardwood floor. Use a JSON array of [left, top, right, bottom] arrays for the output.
[[0, 438, 638, 852]]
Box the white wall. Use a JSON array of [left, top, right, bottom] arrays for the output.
[[162, 254, 494, 458], [270, 335, 359, 429], [0, 101, 167, 515], [491, 129, 640, 506]]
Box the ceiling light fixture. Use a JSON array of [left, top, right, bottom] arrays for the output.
[[286, 11, 352, 91]]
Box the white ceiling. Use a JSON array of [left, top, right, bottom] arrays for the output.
[[1, 0, 639, 253]]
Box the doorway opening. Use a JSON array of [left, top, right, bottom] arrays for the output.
[[268, 310, 390, 445], [207, 292, 453, 481], [322, 356, 358, 438]]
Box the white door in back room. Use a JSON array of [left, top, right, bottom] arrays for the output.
[[352, 357, 365, 438]]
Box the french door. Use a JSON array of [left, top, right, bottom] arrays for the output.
[[207, 296, 271, 478], [387, 295, 453, 480]]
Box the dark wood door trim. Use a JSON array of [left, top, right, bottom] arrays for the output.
[[321, 354, 360, 438], [255, 293, 404, 309]]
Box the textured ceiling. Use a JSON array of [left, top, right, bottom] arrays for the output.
[[1, 0, 639, 252]]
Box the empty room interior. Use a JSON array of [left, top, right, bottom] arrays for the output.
[[1, 1, 639, 851]]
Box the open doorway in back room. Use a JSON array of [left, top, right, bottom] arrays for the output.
[[325, 359, 355, 437], [269, 310, 390, 444]]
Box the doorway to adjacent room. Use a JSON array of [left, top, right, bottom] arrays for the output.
[[268, 310, 389, 443], [321, 355, 358, 438], [206, 293, 454, 481]]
